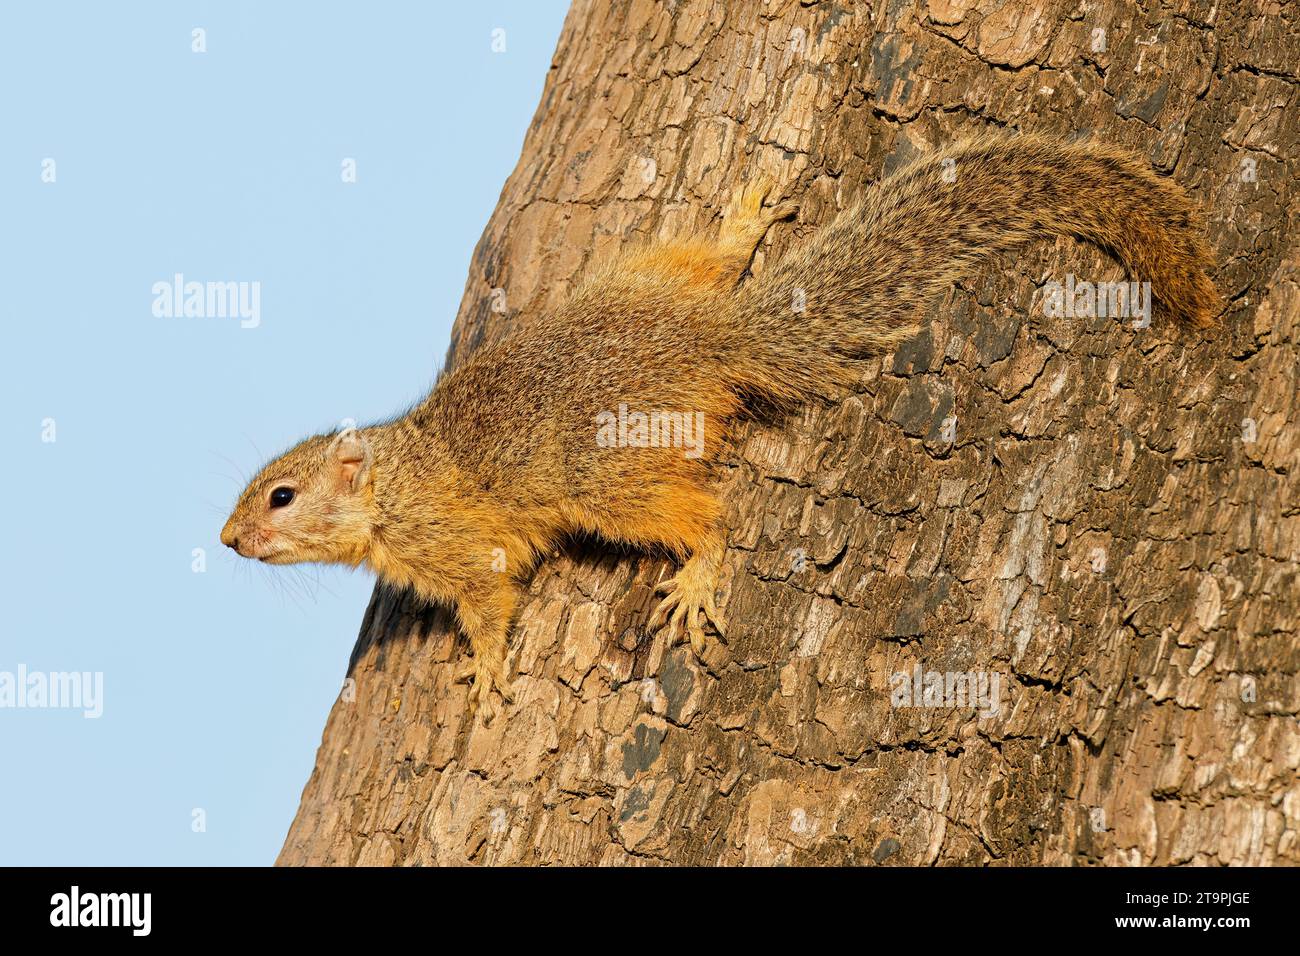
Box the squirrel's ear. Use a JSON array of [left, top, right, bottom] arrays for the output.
[[329, 427, 372, 491]]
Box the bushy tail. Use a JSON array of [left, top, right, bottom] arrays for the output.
[[726, 134, 1222, 405]]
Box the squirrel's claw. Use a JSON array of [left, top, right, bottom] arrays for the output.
[[701, 592, 727, 640]]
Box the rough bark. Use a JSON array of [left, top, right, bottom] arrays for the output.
[[278, 0, 1299, 866]]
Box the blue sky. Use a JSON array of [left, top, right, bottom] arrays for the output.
[[0, 1, 568, 865]]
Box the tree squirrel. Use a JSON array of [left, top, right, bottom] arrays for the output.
[[221, 134, 1221, 720]]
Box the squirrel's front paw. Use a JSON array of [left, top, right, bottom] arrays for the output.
[[648, 571, 727, 664], [457, 657, 514, 724]]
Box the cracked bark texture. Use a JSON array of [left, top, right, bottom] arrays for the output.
[[278, 0, 1299, 866]]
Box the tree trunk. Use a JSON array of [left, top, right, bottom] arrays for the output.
[[277, 0, 1299, 866]]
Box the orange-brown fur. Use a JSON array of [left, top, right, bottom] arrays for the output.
[[221, 134, 1221, 720]]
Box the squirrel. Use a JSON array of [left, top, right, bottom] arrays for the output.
[[221, 134, 1222, 721]]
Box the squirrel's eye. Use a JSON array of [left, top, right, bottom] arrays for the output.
[[269, 487, 295, 508]]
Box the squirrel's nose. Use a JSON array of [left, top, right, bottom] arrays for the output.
[[220, 522, 239, 551]]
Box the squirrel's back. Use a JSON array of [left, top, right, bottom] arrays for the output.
[[416, 134, 1221, 484]]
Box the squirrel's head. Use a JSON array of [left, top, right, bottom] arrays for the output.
[[220, 427, 375, 566]]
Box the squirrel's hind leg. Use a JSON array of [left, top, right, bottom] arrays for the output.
[[571, 462, 731, 666], [716, 178, 798, 276], [648, 528, 728, 665], [453, 580, 519, 723], [620, 179, 796, 293]]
